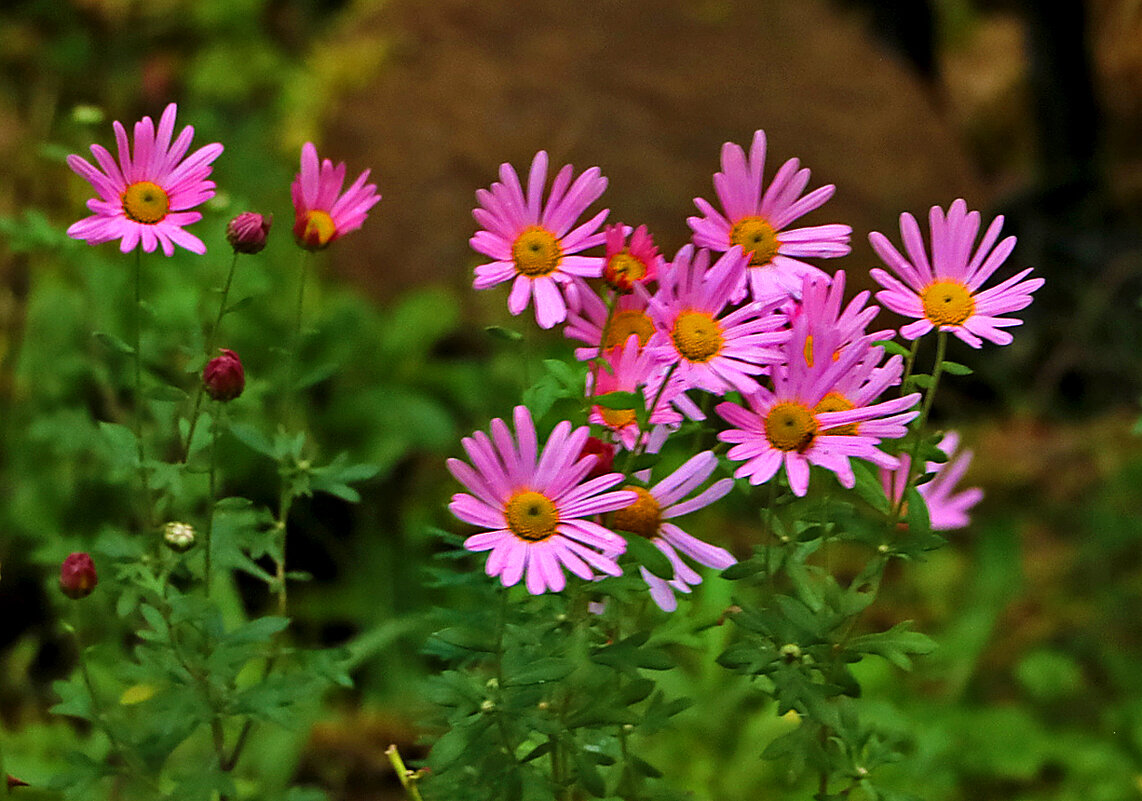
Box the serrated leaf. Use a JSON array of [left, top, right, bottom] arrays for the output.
[[847, 621, 936, 670]]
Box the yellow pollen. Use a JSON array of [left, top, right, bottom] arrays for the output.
[[599, 406, 638, 429], [921, 280, 975, 326], [605, 251, 647, 288], [764, 401, 819, 452], [504, 490, 559, 542], [814, 392, 858, 436], [512, 226, 562, 277], [299, 210, 337, 248], [604, 310, 656, 349], [729, 215, 780, 267], [672, 311, 724, 362], [121, 181, 169, 224], [612, 486, 661, 539]]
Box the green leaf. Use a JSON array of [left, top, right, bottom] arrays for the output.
[[574, 750, 607, 798], [628, 452, 661, 472], [941, 360, 973, 376], [485, 325, 523, 342], [50, 678, 93, 720], [543, 358, 584, 391], [909, 374, 933, 389], [622, 534, 673, 580], [224, 616, 289, 645], [228, 422, 275, 458], [592, 391, 642, 410], [847, 621, 936, 670], [505, 657, 575, 686], [721, 556, 765, 580], [93, 331, 135, 355], [904, 486, 931, 539], [224, 295, 257, 315], [430, 626, 496, 653], [873, 339, 912, 358], [146, 384, 189, 402], [851, 460, 890, 515]]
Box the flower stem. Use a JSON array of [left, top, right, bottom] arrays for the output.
[[385, 745, 426, 801], [182, 251, 241, 461], [204, 408, 219, 597], [284, 251, 312, 427], [891, 330, 948, 522], [132, 249, 152, 525], [899, 337, 921, 395]]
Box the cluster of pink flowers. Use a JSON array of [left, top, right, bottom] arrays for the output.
[[452, 130, 1041, 608]]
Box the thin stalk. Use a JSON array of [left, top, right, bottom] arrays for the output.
[[183, 251, 241, 461], [285, 251, 312, 426], [385, 745, 426, 801], [204, 408, 219, 597], [621, 361, 678, 477], [899, 337, 921, 395], [891, 331, 948, 522], [131, 250, 152, 524]]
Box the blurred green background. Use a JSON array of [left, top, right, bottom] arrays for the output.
[[2, 0, 1142, 799]]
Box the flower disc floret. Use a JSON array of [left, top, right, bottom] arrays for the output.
[[512, 226, 562, 277], [921, 280, 975, 326], [505, 490, 559, 542], [606, 310, 656, 349], [672, 311, 725, 363], [730, 216, 780, 266], [814, 392, 857, 435], [122, 181, 170, 224], [613, 487, 662, 538], [764, 401, 818, 452]]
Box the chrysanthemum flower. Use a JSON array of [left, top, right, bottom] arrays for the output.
[[471, 151, 609, 329], [643, 245, 787, 397], [588, 334, 686, 450], [716, 340, 920, 496], [881, 431, 982, 530], [565, 289, 657, 362], [869, 199, 1043, 348], [602, 223, 663, 293], [291, 142, 381, 250], [789, 271, 893, 366], [66, 103, 223, 255], [687, 129, 851, 303], [448, 406, 637, 594], [610, 451, 736, 612]]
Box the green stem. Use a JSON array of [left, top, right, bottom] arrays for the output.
[[204, 408, 219, 597], [622, 361, 679, 476], [182, 251, 241, 461], [285, 251, 312, 426], [131, 249, 152, 525], [385, 745, 426, 801], [891, 331, 948, 522], [899, 337, 921, 395]]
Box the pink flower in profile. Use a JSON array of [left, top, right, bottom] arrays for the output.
[[643, 245, 787, 397], [291, 142, 381, 250], [471, 151, 609, 329], [602, 224, 663, 293], [688, 130, 851, 303], [610, 451, 736, 612], [448, 406, 636, 594], [881, 432, 982, 531], [66, 103, 223, 255], [588, 334, 686, 450], [716, 340, 920, 497], [869, 199, 1043, 348]]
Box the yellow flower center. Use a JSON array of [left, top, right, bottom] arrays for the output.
[[672, 311, 724, 363], [298, 210, 337, 249], [504, 490, 559, 542], [612, 486, 661, 539], [921, 280, 976, 326], [814, 392, 858, 436], [598, 406, 638, 429], [730, 215, 780, 267], [121, 181, 169, 224], [605, 251, 648, 290], [764, 401, 819, 452], [604, 310, 656, 349], [512, 226, 562, 277]]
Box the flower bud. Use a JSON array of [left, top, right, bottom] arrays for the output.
[[203, 348, 245, 401], [579, 436, 616, 481], [163, 521, 196, 553], [59, 553, 97, 600], [226, 212, 272, 254]]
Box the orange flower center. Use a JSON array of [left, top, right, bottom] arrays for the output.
[[504, 490, 558, 542], [121, 181, 169, 224], [598, 406, 638, 429], [730, 215, 780, 267], [814, 392, 858, 436], [512, 226, 562, 277], [672, 311, 724, 363], [296, 210, 337, 250], [764, 401, 818, 452], [605, 310, 656, 349], [612, 486, 661, 538], [605, 251, 647, 290], [921, 280, 975, 326]]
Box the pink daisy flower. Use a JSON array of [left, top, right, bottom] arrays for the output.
[[602, 223, 663, 293], [610, 451, 736, 612], [564, 289, 657, 362], [66, 103, 223, 256], [716, 341, 921, 496], [291, 142, 381, 250], [470, 151, 609, 329], [881, 431, 983, 531], [642, 245, 787, 397], [869, 199, 1044, 348], [447, 406, 636, 594], [588, 334, 686, 450], [787, 271, 893, 366], [687, 129, 851, 303]]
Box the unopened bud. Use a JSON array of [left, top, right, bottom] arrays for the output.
[[579, 436, 615, 481], [226, 212, 272, 254], [163, 522, 196, 553], [59, 553, 97, 600], [779, 643, 802, 663], [203, 348, 245, 402]]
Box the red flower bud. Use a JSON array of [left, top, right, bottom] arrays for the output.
[[226, 212, 272, 254], [203, 348, 245, 401], [580, 436, 616, 481], [59, 553, 97, 600]]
